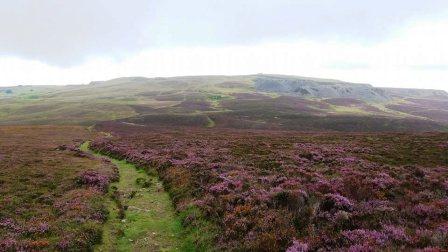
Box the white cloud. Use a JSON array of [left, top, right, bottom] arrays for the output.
[[0, 18, 447, 90]]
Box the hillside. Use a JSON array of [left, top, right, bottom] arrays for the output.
[[2, 75, 448, 251], [0, 74, 447, 132]]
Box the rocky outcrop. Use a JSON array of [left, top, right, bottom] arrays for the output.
[[254, 75, 448, 102]]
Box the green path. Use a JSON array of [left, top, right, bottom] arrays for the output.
[[205, 116, 216, 128], [80, 142, 190, 252]]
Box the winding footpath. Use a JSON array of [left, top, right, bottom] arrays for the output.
[[80, 142, 190, 252]]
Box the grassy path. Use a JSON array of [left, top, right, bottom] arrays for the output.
[[205, 116, 216, 128], [80, 142, 191, 252]]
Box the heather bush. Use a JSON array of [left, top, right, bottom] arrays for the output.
[[0, 126, 118, 251], [76, 170, 112, 192], [319, 193, 354, 213], [286, 239, 309, 252], [90, 124, 448, 251]]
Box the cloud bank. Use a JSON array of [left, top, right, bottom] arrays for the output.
[[0, 0, 447, 89]]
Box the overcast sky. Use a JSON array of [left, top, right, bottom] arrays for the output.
[[1, 0, 448, 90]]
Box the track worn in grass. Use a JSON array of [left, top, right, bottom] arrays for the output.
[[80, 142, 190, 251]]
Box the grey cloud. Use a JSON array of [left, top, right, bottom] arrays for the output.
[[0, 0, 154, 66], [1, 0, 448, 66]]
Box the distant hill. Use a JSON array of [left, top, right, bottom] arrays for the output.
[[382, 87, 448, 99], [254, 74, 448, 101], [0, 74, 447, 132]]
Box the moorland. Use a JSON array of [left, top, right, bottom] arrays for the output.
[[1, 74, 448, 251], [1, 74, 448, 131]]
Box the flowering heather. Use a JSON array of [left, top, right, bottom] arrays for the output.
[[382, 225, 409, 244], [0, 126, 117, 250], [439, 142, 448, 149], [77, 168, 118, 192], [320, 193, 354, 212], [91, 122, 448, 251], [342, 229, 388, 246], [286, 240, 309, 252]]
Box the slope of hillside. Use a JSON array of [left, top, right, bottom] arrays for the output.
[[0, 74, 447, 132], [254, 75, 389, 102]]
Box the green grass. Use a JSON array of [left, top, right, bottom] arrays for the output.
[[80, 142, 194, 251], [329, 104, 370, 115], [205, 116, 215, 128]]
